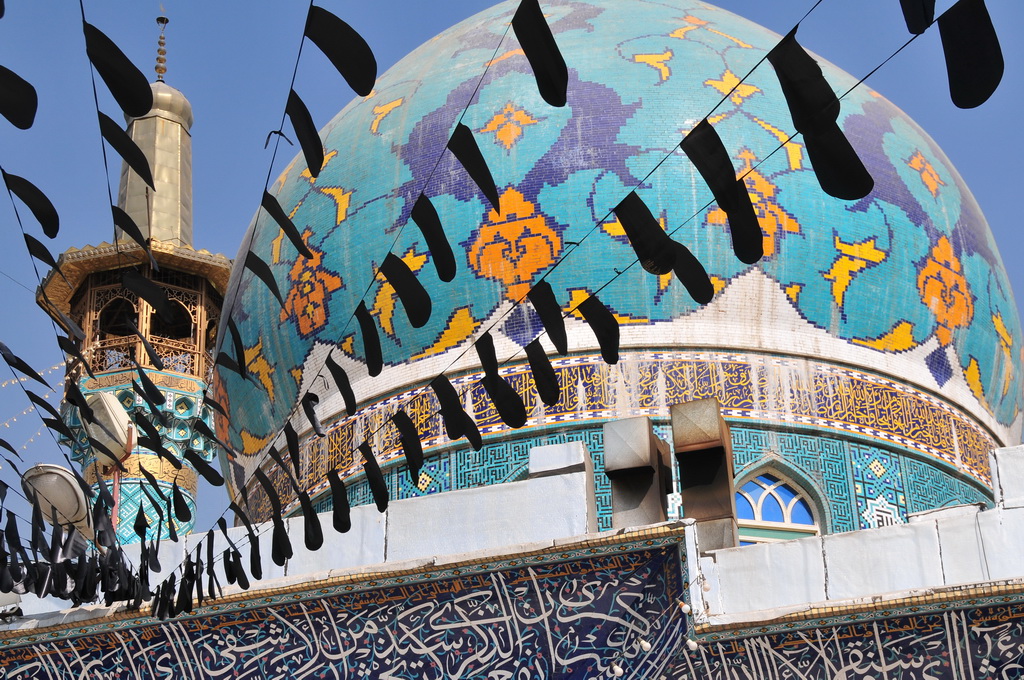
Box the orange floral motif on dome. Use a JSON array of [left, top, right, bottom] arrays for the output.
[[917, 236, 973, 347], [280, 231, 344, 338], [705, 148, 799, 258], [467, 188, 562, 301], [479, 103, 539, 150], [907, 150, 945, 198]]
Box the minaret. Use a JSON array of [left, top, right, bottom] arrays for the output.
[[116, 16, 193, 248], [36, 17, 232, 545]]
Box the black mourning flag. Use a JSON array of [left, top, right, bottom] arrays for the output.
[[476, 332, 527, 428], [680, 120, 763, 264], [0, 65, 36, 129], [172, 482, 191, 522], [184, 448, 224, 486], [57, 335, 95, 380], [286, 89, 325, 179], [229, 502, 262, 581], [262, 191, 312, 258], [527, 280, 567, 355], [301, 392, 327, 437], [391, 410, 423, 483], [122, 270, 173, 322], [244, 251, 285, 309], [111, 206, 156, 268], [23, 233, 61, 272], [326, 468, 351, 534], [355, 301, 383, 377], [526, 338, 560, 407], [410, 195, 456, 282], [430, 375, 467, 441], [447, 123, 500, 210], [938, 0, 1003, 109], [325, 353, 358, 417], [379, 252, 432, 329], [226, 318, 249, 381], [26, 390, 60, 421], [900, 0, 935, 34], [358, 442, 389, 513], [671, 241, 715, 304], [611, 192, 676, 275], [254, 468, 293, 567], [98, 112, 155, 190], [2, 170, 57, 237], [577, 294, 619, 365], [126, 319, 164, 371], [203, 393, 228, 419], [83, 22, 153, 118], [284, 422, 303, 477], [511, 0, 569, 107], [304, 6, 377, 96], [766, 29, 873, 200]]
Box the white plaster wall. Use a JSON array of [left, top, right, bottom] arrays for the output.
[[690, 446, 1024, 627]]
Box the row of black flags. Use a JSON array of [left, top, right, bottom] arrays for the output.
[[0, 0, 1005, 619]]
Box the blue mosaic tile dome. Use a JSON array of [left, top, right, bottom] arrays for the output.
[[217, 0, 1021, 527]]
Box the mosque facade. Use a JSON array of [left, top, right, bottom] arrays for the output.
[[0, 1, 1022, 678], [217, 0, 1018, 537]]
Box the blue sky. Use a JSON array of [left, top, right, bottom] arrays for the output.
[[0, 0, 1019, 538]]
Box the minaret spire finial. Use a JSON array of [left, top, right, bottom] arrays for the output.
[[155, 14, 169, 81]]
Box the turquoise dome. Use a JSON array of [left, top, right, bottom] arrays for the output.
[[216, 0, 1021, 525]]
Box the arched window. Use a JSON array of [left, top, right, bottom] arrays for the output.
[[97, 297, 137, 338], [736, 472, 820, 545], [150, 300, 193, 341]]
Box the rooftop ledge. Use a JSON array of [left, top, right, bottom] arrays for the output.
[[3, 442, 1024, 644]]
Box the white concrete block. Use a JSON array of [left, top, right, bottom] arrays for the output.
[[976, 506, 1024, 580], [992, 446, 1024, 509], [823, 522, 943, 600], [697, 554, 721, 619], [934, 514, 988, 585], [432, 540, 554, 567], [604, 417, 658, 471], [385, 472, 596, 563], [283, 505, 385, 577], [528, 441, 589, 478], [909, 503, 983, 523], [670, 398, 726, 452], [122, 536, 186, 584], [711, 537, 825, 614]]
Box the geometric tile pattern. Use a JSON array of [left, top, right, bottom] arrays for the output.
[[851, 444, 907, 529], [395, 456, 452, 500], [114, 478, 195, 545], [730, 425, 856, 533], [313, 427, 615, 530], [317, 420, 992, 538], [903, 455, 992, 513]]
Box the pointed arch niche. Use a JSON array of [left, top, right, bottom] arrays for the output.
[[735, 470, 821, 545]]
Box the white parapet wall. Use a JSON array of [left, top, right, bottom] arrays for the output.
[[7, 441, 599, 629], [688, 445, 1024, 628]]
